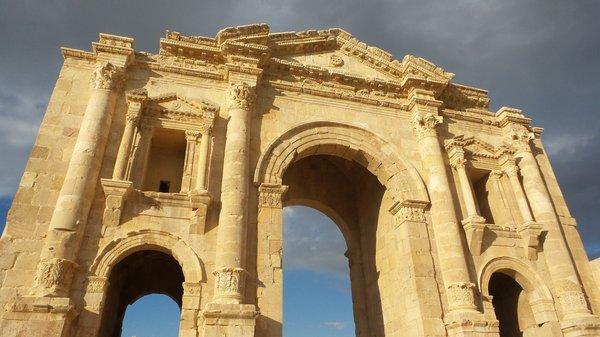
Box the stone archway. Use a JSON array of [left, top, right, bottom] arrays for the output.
[[254, 122, 443, 337], [76, 231, 205, 337], [479, 257, 560, 336]]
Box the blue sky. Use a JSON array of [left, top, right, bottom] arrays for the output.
[[1, 1, 600, 336]]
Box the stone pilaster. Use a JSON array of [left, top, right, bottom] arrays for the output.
[[506, 125, 596, 323], [112, 89, 146, 181], [212, 81, 255, 303], [182, 130, 201, 193], [195, 126, 212, 192], [408, 88, 484, 332], [33, 61, 125, 298], [389, 199, 446, 337], [447, 147, 486, 255]]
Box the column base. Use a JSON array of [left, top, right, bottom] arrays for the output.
[[202, 302, 259, 337], [0, 296, 77, 337]]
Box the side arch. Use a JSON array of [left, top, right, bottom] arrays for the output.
[[253, 121, 429, 203], [91, 230, 205, 283], [480, 256, 558, 324]]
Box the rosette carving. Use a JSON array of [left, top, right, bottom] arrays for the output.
[[227, 82, 255, 110], [90, 62, 124, 90]]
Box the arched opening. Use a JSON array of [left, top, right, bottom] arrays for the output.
[[98, 250, 185, 337], [489, 272, 536, 337], [282, 154, 388, 337], [120, 294, 180, 337], [283, 205, 354, 336]]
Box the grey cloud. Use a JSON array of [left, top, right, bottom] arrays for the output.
[[1, 0, 599, 255]]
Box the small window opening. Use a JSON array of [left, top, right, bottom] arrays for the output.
[[142, 128, 186, 193], [159, 180, 170, 193]]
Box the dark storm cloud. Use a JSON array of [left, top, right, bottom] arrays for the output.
[[1, 0, 599, 256]]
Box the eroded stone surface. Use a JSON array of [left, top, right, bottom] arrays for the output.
[[0, 24, 599, 337]]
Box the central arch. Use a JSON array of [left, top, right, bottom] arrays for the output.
[[254, 121, 436, 337]]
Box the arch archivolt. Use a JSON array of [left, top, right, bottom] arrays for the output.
[[91, 230, 205, 283], [479, 256, 558, 324], [253, 121, 429, 204]]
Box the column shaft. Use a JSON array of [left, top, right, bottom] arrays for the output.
[[455, 162, 479, 218], [412, 111, 479, 319], [112, 104, 140, 180], [195, 131, 210, 192], [504, 165, 535, 223], [34, 62, 123, 297], [213, 82, 255, 303], [515, 142, 591, 317]]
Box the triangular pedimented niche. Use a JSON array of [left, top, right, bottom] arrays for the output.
[[141, 92, 218, 124], [461, 136, 499, 159]]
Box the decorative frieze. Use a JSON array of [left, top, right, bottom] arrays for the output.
[[90, 62, 124, 90], [389, 199, 428, 225]]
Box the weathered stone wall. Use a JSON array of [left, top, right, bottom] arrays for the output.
[[1, 24, 599, 337]]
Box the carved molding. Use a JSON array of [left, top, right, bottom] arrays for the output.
[[90, 62, 124, 90], [32, 258, 77, 296], [412, 113, 442, 140], [389, 199, 429, 224], [86, 276, 109, 293], [258, 184, 289, 208], [227, 82, 255, 110]]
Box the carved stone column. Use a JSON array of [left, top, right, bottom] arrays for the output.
[[33, 61, 124, 298], [212, 82, 255, 304], [502, 163, 544, 259], [112, 89, 145, 181], [130, 124, 154, 190], [195, 126, 211, 192], [507, 126, 594, 321], [448, 149, 487, 255], [181, 130, 201, 193], [408, 88, 483, 330]]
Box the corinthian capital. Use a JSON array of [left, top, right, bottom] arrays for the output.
[[90, 62, 124, 90], [412, 113, 442, 140], [227, 82, 255, 110], [506, 126, 534, 153]]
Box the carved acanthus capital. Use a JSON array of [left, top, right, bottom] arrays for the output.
[[90, 62, 124, 90], [258, 183, 289, 208], [185, 130, 201, 142], [489, 170, 504, 180], [214, 267, 246, 299], [32, 258, 77, 296], [447, 282, 478, 311], [227, 82, 255, 110], [125, 106, 142, 125], [505, 126, 534, 154], [412, 113, 442, 140], [503, 164, 520, 177], [451, 157, 467, 170]]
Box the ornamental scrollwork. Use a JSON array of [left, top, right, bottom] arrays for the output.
[[90, 62, 124, 90], [412, 113, 442, 140], [227, 82, 255, 110], [32, 258, 77, 296], [447, 282, 477, 310]]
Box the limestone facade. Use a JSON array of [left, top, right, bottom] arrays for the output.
[[0, 24, 599, 337]]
